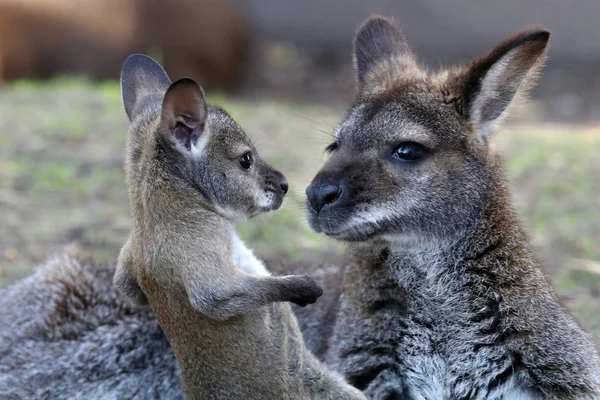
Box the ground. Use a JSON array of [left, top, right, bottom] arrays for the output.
[[0, 78, 599, 339]]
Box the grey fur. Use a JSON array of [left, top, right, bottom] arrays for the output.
[[0, 253, 184, 400], [304, 16, 600, 399], [0, 252, 342, 400], [1, 18, 598, 400]]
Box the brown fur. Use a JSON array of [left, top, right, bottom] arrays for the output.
[[3, 15, 597, 400], [0, 0, 247, 90], [303, 16, 600, 399], [114, 54, 364, 399]]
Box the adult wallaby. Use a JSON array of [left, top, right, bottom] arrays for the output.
[[303, 16, 600, 399], [2, 17, 598, 400], [113, 54, 364, 400]]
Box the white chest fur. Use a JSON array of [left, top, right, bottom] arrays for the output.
[[388, 246, 542, 400], [230, 232, 270, 276]]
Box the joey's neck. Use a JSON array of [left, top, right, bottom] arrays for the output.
[[133, 182, 234, 241]]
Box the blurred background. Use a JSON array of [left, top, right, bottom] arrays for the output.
[[0, 0, 598, 337]]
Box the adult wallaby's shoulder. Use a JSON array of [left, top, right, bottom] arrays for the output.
[[114, 54, 364, 399], [305, 16, 600, 399]]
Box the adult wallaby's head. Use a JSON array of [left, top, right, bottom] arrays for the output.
[[121, 54, 288, 221], [306, 17, 549, 242]]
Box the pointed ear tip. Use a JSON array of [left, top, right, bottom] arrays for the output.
[[526, 27, 551, 43], [169, 77, 204, 96], [122, 54, 154, 71], [512, 28, 551, 50], [355, 15, 400, 39]]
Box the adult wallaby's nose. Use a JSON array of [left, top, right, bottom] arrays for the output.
[[306, 183, 342, 213], [279, 177, 289, 195]]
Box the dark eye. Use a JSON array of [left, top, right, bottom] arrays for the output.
[[393, 142, 426, 162], [239, 152, 253, 169], [325, 142, 339, 153]]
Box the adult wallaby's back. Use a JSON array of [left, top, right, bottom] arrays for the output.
[[0, 253, 343, 399], [304, 16, 600, 399], [0, 253, 184, 399]]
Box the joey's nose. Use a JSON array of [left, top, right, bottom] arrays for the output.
[[279, 177, 289, 195], [306, 183, 342, 213]]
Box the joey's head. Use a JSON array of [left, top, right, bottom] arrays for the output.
[[120, 55, 288, 221], [306, 16, 549, 242]]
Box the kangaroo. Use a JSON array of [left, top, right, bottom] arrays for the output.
[[1, 17, 597, 400], [303, 16, 600, 399], [113, 54, 364, 400]]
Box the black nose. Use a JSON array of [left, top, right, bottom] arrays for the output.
[[306, 183, 342, 213], [279, 178, 288, 195]]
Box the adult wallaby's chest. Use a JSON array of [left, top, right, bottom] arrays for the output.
[[395, 255, 536, 399], [330, 253, 536, 400], [395, 285, 531, 400]]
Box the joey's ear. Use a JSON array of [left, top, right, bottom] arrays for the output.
[[463, 28, 550, 137], [121, 54, 171, 121], [354, 16, 415, 88], [160, 78, 208, 151]]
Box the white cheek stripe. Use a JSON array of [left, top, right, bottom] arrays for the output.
[[345, 196, 420, 231], [255, 189, 274, 209]]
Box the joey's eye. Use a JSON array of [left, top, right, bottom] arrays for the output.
[[393, 142, 426, 162], [239, 152, 253, 169]]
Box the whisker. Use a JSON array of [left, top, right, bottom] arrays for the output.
[[288, 111, 336, 130]]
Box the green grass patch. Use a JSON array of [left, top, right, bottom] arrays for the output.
[[0, 79, 598, 339]]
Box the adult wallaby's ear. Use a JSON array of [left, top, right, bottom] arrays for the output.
[[121, 54, 171, 121], [353, 16, 415, 87], [463, 28, 550, 137], [160, 78, 208, 151]]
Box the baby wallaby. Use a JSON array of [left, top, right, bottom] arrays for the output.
[[113, 55, 364, 400]]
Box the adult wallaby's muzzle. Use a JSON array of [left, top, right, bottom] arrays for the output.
[[306, 182, 343, 214]]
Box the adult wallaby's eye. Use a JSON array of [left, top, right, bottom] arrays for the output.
[[239, 152, 253, 169], [325, 142, 339, 154], [393, 142, 426, 162]]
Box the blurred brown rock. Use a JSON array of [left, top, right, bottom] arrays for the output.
[[0, 0, 249, 90]]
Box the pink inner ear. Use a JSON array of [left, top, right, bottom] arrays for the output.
[[160, 78, 208, 150], [172, 116, 204, 151]]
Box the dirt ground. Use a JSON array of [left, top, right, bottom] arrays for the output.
[[0, 79, 599, 338]]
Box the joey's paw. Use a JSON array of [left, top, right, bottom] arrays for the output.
[[285, 275, 323, 307]]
